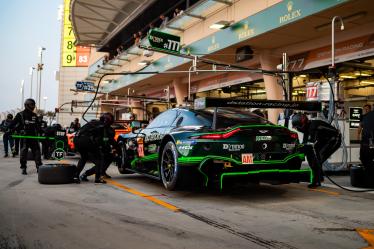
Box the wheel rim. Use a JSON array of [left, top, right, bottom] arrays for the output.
[[162, 148, 175, 183]]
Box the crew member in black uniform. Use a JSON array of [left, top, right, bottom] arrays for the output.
[[292, 113, 341, 188], [360, 109, 374, 168], [1, 114, 15, 157], [74, 112, 118, 183], [11, 99, 43, 175]]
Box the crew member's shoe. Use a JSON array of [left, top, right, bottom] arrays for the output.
[[80, 174, 89, 182], [307, 182, 321, 188], [103, 173, 112, 179], [94, 178, 107, 184], [4, 154, 8, 158], [73, 177, 81, 184], [22, 169, 27, 175]]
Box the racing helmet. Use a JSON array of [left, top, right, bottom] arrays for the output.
[[7, 113, 13, 120], [24, 98, 36, 112], [100, 112, 114, 126], [292, 113, 309, 132]]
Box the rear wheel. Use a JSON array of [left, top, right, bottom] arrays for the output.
[[118, 142, 133, 174], [160, 141, 181, 190]]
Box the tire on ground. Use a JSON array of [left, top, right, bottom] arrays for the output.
[[350, 165, 365, 188], [160, 141, 187, 190], [118, 142, 133, 174], [38, 164, 76, 184]]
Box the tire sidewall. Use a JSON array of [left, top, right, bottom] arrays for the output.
[[160, 141, 179, 190], [118, 142, 131, 174]]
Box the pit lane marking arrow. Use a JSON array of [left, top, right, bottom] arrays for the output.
[[356, 229, 374, 249]]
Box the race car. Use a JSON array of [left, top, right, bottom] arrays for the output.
[[117, 104, 312, 190]]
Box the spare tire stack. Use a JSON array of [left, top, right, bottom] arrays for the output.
[[38, 164, 76, 184]]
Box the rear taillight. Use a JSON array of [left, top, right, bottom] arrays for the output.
[[290, 132, 298, 140], [195, 128, 241, 139]]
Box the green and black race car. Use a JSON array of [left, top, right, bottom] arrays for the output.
[[117, 100, 312, 190]]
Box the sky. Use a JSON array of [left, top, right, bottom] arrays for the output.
[[0, 0, 62, 114]]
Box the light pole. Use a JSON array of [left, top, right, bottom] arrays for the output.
[[20, 80, 25, 109], [331, 16, 344, 68], [37, 47, 46, 109], [328, 16, 344, 123], [29, 66, 35, 98], [43, 96, 48, 111]]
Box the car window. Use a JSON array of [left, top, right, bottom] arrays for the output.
[[176, 110, 211, 127], [147, 110, 178, 128], [193, 107, 270, 129]]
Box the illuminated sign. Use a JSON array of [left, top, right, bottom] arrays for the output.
[[148, 29, 180, 54], [62, 0, 90, 67], [349, 107, 362, 129]]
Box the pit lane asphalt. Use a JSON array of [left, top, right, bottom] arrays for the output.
[[0, 151, 373, 248]]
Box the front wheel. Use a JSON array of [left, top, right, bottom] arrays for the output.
[[160, 141, 181, 190], [118, 142, 133, 174]]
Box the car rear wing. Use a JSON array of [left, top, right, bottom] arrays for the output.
[[194, 97, 322, 130], [194, 97, 322, 112]]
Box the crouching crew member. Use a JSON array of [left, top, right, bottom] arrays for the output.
[[11, 99, 43, 175], [74, 112, 118, 184], [292, 113, 341, 188]]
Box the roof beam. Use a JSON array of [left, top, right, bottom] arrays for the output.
[[211, 0, 232, 5], [165, 25, 184, 32], [77, 17, 110, 33], [75, 15, 113, 24], [101, 0, 130, 16], [77, 1, 119, 25], [184, 12, 205, 20]]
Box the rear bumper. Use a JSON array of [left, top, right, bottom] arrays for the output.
[[178, 153, 311, 189]]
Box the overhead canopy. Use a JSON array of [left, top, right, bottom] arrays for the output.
[[71, 0, 155, 46]]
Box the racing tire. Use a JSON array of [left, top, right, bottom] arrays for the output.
[[160, 141, 184, 190], [350, 165, 365, 188], [38, 164, 76, 184], [118, 142, 133, 174]]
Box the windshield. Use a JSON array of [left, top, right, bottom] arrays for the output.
[[192, 107, 270, 129]]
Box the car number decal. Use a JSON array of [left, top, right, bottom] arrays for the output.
[[242, 153, 254, 164]]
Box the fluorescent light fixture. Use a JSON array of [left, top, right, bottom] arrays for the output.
[[138, 60, 151, 66], [299, 75, 307, 78], [361, 80, 374, 85], [210, 20, 231, 30], [240, 86, 246, 89], [354, 72, 372, 77], [256, 90, 266, 93], [340, 75, 357, 79]]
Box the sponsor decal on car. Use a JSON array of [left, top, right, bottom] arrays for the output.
[[222, 143, 245, 152], [241, 153, 254, 164], [176, 140, 197, 145], [256, 136, 272, 141], [145, 133, 164, 142], [178, 145, 193, 150], [283, 143, 296, 151]]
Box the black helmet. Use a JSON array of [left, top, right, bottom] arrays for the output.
[[100, 112, 114, 126], [6, 113, 13, 119], [24, 98, 36, 112], [292, 113, 309, 132]]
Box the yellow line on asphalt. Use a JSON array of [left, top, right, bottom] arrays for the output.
[[290, 184, 340, 196], [106, 179, 180, 212], [308, 187, 340, 196], [356, 228, 374, 249]]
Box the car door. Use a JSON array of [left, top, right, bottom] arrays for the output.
[[138, 109, 178, 176]]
